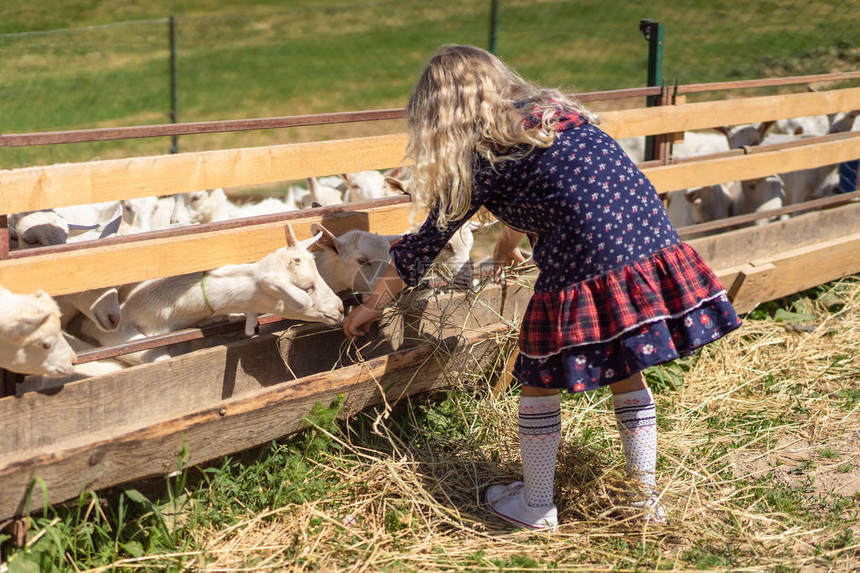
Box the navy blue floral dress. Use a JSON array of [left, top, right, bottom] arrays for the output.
[[390, 108, 741, 393]]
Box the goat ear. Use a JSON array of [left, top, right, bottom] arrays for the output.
[[90, 288, 121, 331], [758, 121, 775, 139], [384, 176, 407, 194], [284, 224, 298, 247], [7, 308, 52, 339], [260, 277, 312, 310], [308, 223, 339, 253]]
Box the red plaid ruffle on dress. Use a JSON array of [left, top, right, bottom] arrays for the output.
[[521, 100, 588, 132], [519, 241, 727, 358]]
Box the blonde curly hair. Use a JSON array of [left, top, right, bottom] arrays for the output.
[[405, 44, 598, 228]]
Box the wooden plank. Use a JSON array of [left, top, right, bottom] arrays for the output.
[[726, 263, 777, 310], [715, 231, 860, 314], [0, 203, 414, 295], [0, 324, 506, 524], [600, 86, 860, 139], [688, 201, 860, 270], [0, 133, 410, 214], [1, 282, 530, 455], [3, 87, 858, 215], [642, 133, 860, 194]]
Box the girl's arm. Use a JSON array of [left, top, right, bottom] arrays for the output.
[[492, 225, 526, 282], [342, 262, 406, 338]]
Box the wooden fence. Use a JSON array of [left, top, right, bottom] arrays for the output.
[[1, 77, 859, 528]]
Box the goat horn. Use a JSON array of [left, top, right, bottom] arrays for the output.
[[284, 224, 298, 247]]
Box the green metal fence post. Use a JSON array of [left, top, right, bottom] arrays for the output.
[[488, 0, 500, 54], [640, 19, 664, 161], [169, 16, 179, 154]]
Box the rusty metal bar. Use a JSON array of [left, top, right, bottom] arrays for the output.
[[76, 313, 292, 363], [0, 215, 9, 260], [575, 86, 662, 102], [6, 195, 410, 260], [676, 188, 860, 237], [0, 108, 407, 147], [0, 89, 668, 149], [5, 72, 856, 149], [676, 71, 860, 95]]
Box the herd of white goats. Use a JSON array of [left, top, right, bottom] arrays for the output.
[[2, 110, 858, 389]]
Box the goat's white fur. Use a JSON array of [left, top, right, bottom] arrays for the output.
[[0, 286, 76, 375]]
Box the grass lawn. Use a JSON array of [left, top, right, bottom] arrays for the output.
[[1, 2, 859, 570], [2, 0, 858, 167], [2, 278, 859, 571]]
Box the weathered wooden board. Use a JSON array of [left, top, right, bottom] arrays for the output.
[[0, 134, 411, 214], [0, 281, 532, 524], [0, 200, 412, 296], [643, 131, 860, 194], [600, 86, 860, 139], [722, 230, 860, 314], [0, 325, 506, 523], [687, 201, 860, 270], [4, 130, 859, 296], [3, 87, 859, 215]]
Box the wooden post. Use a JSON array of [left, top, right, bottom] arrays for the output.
[[492, 344, 519, 398]]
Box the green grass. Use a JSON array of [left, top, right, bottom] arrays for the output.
[[2, 0, 859, 167], [3, 279, 859, 571]]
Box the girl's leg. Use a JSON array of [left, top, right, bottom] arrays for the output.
[[486, 384, 560, 530], [609, 372, 666, 522], [519, 386, 562, 508]]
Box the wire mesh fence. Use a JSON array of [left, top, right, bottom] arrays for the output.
[[1, 0, 858, 167]]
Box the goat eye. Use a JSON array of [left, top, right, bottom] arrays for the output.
[[357, 258, 369, 266], [24, 237, 39, 245], [302, 285, 315, 293], [42, 341, 53, 350]]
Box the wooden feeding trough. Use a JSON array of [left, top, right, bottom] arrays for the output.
[[1, 75, 860, 528]]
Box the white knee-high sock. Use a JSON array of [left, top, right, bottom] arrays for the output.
[[519, 393, 562, 508], [612, 388, 658, 494]]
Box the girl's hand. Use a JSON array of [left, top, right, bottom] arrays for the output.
[[343, 303, 382, 339], [493, 247, 526, 284], [492, 225, 527, 284], [342, 262, 405, 339]]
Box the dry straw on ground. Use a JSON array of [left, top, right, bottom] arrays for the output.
[[94, 277, 860, 572]]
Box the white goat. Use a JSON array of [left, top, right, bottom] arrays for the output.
[[618, 137, 646, 164], [761, 111, 859, 205], [432, 225, 475, 289], [56, 288, 121, 332], [0, 286, 76, 376], [717, 122, 774, 150], [730, 175, 787, 225], [81, 225, 344, 366], [308, 223, 394, 296], [7, 209, 124, 332], [309, 220, 475, 295], [663, 184, 733, 231], [17, 332, 126, 393], [8, 210, 70, 249], [671, 131, 730, 159], [340, 171, 401, 202], [302, 177, 344, 208]]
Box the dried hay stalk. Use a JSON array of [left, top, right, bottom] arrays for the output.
[[119, 278, 860, 571]]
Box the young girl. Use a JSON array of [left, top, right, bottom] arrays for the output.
[[343, 45, 741, 530]]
